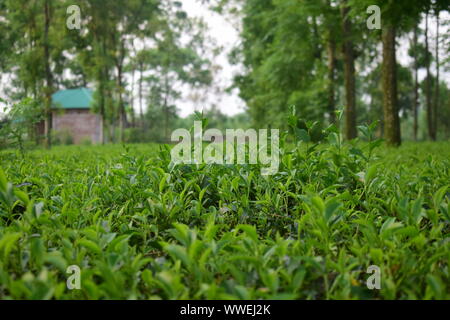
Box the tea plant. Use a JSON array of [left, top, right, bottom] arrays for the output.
[[0, 117, 449, 299]]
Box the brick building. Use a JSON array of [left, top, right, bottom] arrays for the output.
[[51, 88, 103, 144]]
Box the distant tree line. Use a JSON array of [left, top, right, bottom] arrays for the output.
[[1, 0, 449, 149], [0, 0, 214, 147], [212, 0, 450, 145]]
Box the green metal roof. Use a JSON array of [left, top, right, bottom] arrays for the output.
[[52, 87, 93, 109]]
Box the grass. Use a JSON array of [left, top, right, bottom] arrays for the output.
[[0, 124, 449, 299]]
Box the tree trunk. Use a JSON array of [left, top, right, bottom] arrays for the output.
[[99, 70, 106, 144], [139, 62, 144, 126], [130, 64, 136, 128], [164, 75, 169, 142], [118, 65, 126, 143], [413, 27, 419, 141], [425, 12, 435, 141], [341, 1, 357, 139], [434, 11, 439, 140], [312, 15, 321, 59], [130, 105, 136, 128], [43, 0, 53, 149], [116, 42, 126, 143], [97, 41, 106, 145], [381, 25, 401, 146], [327, 36, 337, 124], [110, 119, 115, 144], [95, 37, 107, 144]]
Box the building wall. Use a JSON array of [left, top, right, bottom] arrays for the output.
[[52, 109, 102, 144]]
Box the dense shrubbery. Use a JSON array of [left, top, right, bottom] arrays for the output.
[[0, 118, 449, 299]]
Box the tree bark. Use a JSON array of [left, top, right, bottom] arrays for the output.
[[116, 41, 126, 143], [118, 64, 125, 143], [434, 11, 439, 140], [139, 61, 144, 126], [43, 0, 53, 149], [93, 30, 107, 144], [413, 27, 419, 141], [312, 15, 321, 59], [99, 41, 107, 144], [164, 74, 169, 142], [341, 1, 357, 139], [381, 25, 401, 146], [99, 67, 106, 144], [130, 62, 136, 128], [327, 36, 337, 124], [425, 12, 435, 140]]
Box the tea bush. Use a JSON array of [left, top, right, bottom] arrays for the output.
[[0, 121, 449, 299]]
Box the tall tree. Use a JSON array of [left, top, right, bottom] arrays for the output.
[[326, 34, 337, 124], [411, 27, 420, 140], [434, 10, 440, 140], [43, 0, 54, 148], [381, 24, 401, 146], [3, 0, 67, 147], [425, 11, 435, 140], [340, 0, 357, 139], [352, 0, 435, 145], [323, 0, 341, 125]]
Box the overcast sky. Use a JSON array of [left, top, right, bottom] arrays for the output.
[[177, 0, 245, 117]]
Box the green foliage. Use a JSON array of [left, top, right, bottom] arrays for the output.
[[0, 98, 43, 155], [0, 115, 448, 299], [236, 0, 329, 128], [228, 0, 450, 140]]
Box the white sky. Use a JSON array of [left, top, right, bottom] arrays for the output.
[[177, 0, 245, 117], [398, 12, 450, 86]]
